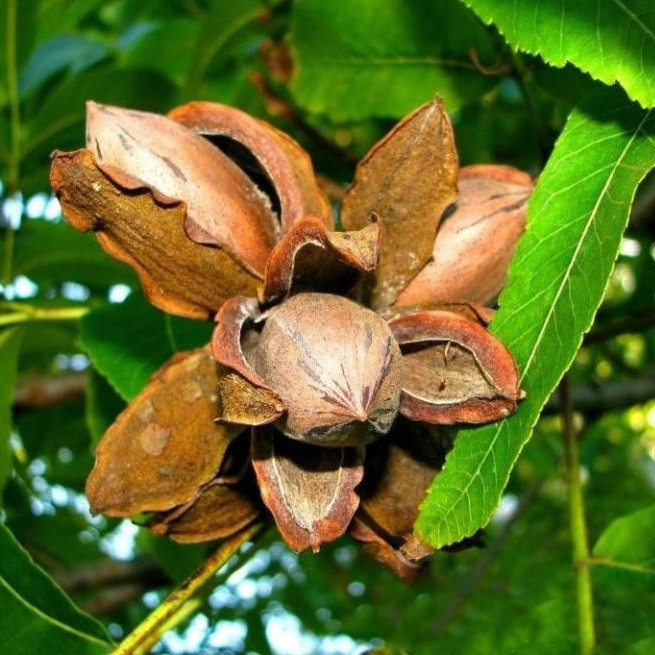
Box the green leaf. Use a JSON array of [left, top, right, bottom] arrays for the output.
[[84, 369, 126, 446], [79, 294, 211, 401], [22, 67, 176, 163], [123, 18, 200, 87], [289, 0, 497, 120], [12, 219, 137, 290], [592, 504, 655, 575], [462, 0, 655, 109], [417, 88, 655, 547], [184, 0, 265, 96], [0, 328, 23, 493], [629, 637, 655, 655], [0, 522, 110, 654], [19, 35, 109, 99]]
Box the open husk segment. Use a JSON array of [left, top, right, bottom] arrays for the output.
[[168, 101, 332, 234], [389, 309, 520, 424], [341, 99, 458, 309], [85, 101, 278, 275], [252, 428, 364, 553], [50, 149, 262, 320]]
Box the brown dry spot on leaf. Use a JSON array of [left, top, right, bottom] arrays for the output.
[[341, 99, 458, 308], [389, 310, 520, 424], [50, 149, 261, 319], [396, 164, 532, 307], [168, 101, 331, 232], [85, 102, 277, 274], [253, 293, 402, 446], [212, 296, 285, 426], [262, 216, 380, 303], [252, 428, 363, 552], [86, 349, 241, 516]]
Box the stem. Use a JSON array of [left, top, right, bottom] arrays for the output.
[[3, 0, 21, 286], [560, 376, 596, 655], [0, 305, 90, 327], [584, 309, 655, 344], [510, 52, 549, 166], [112, 524, 263, 655]]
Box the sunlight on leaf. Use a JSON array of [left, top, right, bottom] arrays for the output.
[[462, 0, 655, 108], [0, 522, 111, 654], [417, 88, 655, 548]]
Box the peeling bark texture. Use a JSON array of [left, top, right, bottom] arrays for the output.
[[341, 99, 458, 308], [252, 428, 363, 552], [86, 349, 242, 516], [169, 101, 332, 232], [86, 102, 277, 274], [396, 164, 532, 307], [50, 149, 261, 319], [389, 309, 520, 424], [263, 216, 380, 303]]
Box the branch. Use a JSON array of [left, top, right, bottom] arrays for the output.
[[54, 556, 167, 593], [561, 376, 596, 655], [543, 367, 655, 416], [113, 524, 263, 655], [14, 372, 88, 408]]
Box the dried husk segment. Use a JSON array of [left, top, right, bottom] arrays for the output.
[[168, 101, 332, 232], [86, 102, 277, 274], [50, 149, 261, 320], [262, 216, 380, 303], [341, 99, 458, 308], [389, 309, 520, 424], [252, 428, 364, 552], [396, 164, 532, 307], [211, 296, 285, 426], [86, 349, 242, 516]]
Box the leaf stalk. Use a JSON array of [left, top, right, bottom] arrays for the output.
[[560, 375, 596, 655], [112, 524, 263, 655], [0, 305, 90, 327]]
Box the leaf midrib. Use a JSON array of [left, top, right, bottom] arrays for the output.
[[432, 107, 652, 542], [0, 573, 108, 647]]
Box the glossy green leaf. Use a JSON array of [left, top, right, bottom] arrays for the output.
[[123, 18, 200, 87], [462, 0, 655, 108], [12, 219, 137, 290], [593, 504, 655, 575], [184, 0, 265, 96], [84, 369, 126, 446], [79, 294, 211, 401], [22, 68, 176, 163], [18, 35, 109, 99], [289, 0, 497, 120], [0, 328, 23, 492], [0, 522, 110, 654], [417, 88, 655, 547]]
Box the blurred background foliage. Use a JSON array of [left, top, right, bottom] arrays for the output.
[[1, 1, 654, 654]]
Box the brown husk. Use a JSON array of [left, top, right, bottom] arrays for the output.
[[50, 149, 261, 320]]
